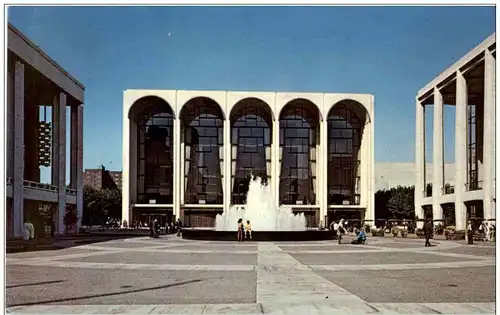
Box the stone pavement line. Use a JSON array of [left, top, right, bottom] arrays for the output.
[[256, 242, 377, 314], [6, 302, 496, 314]]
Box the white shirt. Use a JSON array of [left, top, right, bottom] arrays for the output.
[[467, 224, 473, 231]]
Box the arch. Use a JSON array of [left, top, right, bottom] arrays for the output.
[[278, 98, 321, 205], [180, 97, 225, 205], [229, 97, 274, 204], [179, 96, 226, 121], [326, 99, 369, 206], [278, 98, 322, 122], [132, 96, 175, 205], [327, 99, 371, 124], [128, 95, 175, 120]]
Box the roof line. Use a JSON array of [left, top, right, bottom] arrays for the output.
[[8, 23, 85, 90]]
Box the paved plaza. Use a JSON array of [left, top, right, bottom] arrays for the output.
[[6, 235, 496, 314]]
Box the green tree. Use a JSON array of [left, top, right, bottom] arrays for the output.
[[82, 185, 122, 226], [387, 185, 415, 219]]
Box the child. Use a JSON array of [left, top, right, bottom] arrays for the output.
[[245, 220, 252, 239]]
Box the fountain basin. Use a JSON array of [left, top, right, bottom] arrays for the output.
[[181, 228, 335, 242]]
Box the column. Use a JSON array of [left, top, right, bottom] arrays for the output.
[[173, 118, 181, 219], [70, 106, 78, 188], [415, 99, 425, 229], [76, 105, 84, 232], [7, 68, 14, 178], [121, 106, 130, 224], [223, 119, 231, 213], [57, 92, 67, 235], [455, 71, 468, 231], [432, 88, 444, 224], [52, 96, 60, 186], [273, 119, 280, 206], [483, 49, 495, 221], [367, 106, 376, 223], [316, 122, 323, 224], [13, 61, 24, 238], [320, 119, 328, 222]]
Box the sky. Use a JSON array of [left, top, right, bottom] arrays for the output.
[[7, 5, 496, 181]]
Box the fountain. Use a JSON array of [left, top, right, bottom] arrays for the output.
[[215, 176, 307, 231], [182, 176, 334, 241]]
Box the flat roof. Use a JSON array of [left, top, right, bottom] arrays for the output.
[[417, 32, 495, 98], [8, 23, 85, 102]]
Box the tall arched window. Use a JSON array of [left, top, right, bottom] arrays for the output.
[[134, 97, 174, 204], [279, 100, 320, 205], [327, 102, 365, 205], [230, 98, 273, 204]]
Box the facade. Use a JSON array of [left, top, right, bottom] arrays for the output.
[[84, 167, 122, 190], [415, 33, 496, 230], [123, 90, 375, 228], [6, 24, 85, 238]]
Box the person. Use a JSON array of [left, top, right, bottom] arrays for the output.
[[424, 219, 433, 247], [337, 219, 346, 244], [329, 221, 338, 239], [467, 220, 474, 245], [351, 229, 366, 244], [154, 219, 160, 238], [237, 218, 244, 242], [245, 220, 252, 240], [50, 219, 55, 238], [149, 220, 154, 238], [176, 218, 183, 237]]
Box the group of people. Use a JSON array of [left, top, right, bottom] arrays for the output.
[[236, 219, 252, 242], [329, 219, 366, 245], [149, 218, 183, 238]]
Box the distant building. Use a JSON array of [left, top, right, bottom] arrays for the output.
[[84, 166, 122, 190]]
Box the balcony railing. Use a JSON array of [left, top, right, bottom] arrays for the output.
[[466, 180, 483, 191], [23, 180, 58, 192], [66, 187, 77, 195]]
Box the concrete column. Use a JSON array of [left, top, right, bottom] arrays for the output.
[[180, 125, 185, 205], [320, 119, 328, 221], [432, 88, 444, 224], [367, 101, 375, 223], [76, 105, 84, 232], [122, 106, 130, 224], [52, 95, 60, 186], [7, 67, 14, 178], [273, 119, 280, 206], [70, 106, 78, 188], [415, 99, 425, 229], [57, 92, 67, 235], [223, 119, 231, 212], [455, 71, 468, 231], [13, 61, 24, 238], [483, 49, 495, 221], [173, 117, 181, 219]]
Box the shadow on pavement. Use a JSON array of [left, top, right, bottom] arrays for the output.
[[7, 279, 204, 307], [7, 280, 67, 289]]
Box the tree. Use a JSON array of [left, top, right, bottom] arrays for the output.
[[387, 185, 415, 219], [82, 185, 122, 226], [64, 204, 78, 232]]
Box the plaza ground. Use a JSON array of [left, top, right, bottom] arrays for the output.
[[6, 235, 495, 314]]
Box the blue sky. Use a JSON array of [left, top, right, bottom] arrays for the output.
[[8, 6, 496, 180]]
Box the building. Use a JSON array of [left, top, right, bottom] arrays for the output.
[[6, 24, 84, 238], [122, 90, 375, 227], [84, 167, 123, 190], [415, 33, 495, 230]]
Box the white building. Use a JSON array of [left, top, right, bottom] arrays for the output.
[[6, 24, 84, 238], [415, 33, 496, 230], [122, 90, 375, 228]]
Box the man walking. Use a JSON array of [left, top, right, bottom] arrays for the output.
[[176, 218, 183, 237], [467, 220, 474, 245], [424, 219, 433, 247]]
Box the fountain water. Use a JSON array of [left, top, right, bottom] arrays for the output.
[[215, 176, 307, 231]]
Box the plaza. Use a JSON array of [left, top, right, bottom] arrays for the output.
[[6, 235, 495, 314], [122, 90, 375, 228]]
